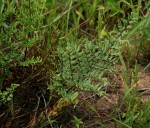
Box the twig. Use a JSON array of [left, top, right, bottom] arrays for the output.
[[105, 86, 150, 95]]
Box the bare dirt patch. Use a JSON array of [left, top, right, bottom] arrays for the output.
[[78, 65, 150, 127]]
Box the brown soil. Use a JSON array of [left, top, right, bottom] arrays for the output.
[[0, 65, 149, 127], [77, 65, 150, 128]]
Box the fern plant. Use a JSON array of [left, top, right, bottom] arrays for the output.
[[0, 84, 19, 105], [48, 36, 124, 103], [0, 0, 46, 104], [116, 0, 150, 63]]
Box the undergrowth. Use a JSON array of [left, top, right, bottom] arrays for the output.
[[0, 0, 150, 127]]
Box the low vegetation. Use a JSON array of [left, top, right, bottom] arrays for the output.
[[0, 0, 150, 127]]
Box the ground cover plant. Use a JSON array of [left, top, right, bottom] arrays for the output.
[[0, 0, 150, 127]]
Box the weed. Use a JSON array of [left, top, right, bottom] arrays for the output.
[[0, 0, 150, 127], [117, 53, 150, 128]]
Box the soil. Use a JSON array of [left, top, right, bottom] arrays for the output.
[[77, 64, 150, 128], [0, 65, 149, 127]]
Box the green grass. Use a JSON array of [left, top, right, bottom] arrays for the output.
[[0, 0, 150, 127]]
